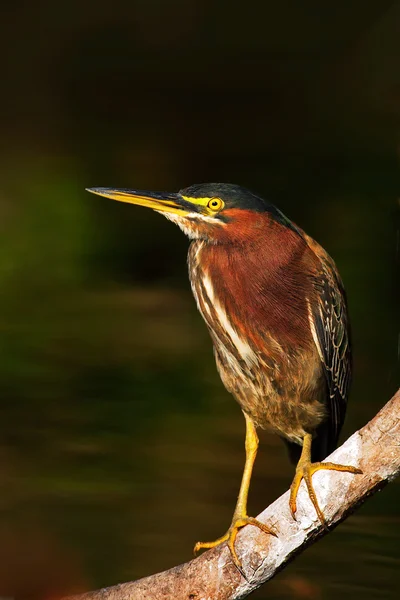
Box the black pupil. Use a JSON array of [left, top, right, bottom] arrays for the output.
[[212, 201, 218, 206]]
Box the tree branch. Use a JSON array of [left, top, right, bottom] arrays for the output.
[[67, 388, 400, 600]]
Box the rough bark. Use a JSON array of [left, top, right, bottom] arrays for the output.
[[67, 388, 400, 600]]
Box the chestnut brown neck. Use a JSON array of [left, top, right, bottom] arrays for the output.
[[195, 215, 317, 350]]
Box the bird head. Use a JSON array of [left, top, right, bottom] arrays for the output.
[[86, 183, 296, 244]]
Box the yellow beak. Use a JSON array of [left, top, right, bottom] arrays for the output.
[[86, 187, 191, 216]]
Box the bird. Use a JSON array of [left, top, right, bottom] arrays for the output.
[[86, 183, 361, 575]]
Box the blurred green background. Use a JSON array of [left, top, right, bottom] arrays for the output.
[[0, 1, 399, 599]]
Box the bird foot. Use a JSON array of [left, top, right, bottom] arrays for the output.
[[289, 460, 362, 527], [194, 515, 276, 577]]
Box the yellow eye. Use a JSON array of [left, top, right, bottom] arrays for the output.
[[207, 197, 224, 211]]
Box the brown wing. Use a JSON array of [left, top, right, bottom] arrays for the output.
[[305, 234, 352, 452], [313, 263, 351, 445]]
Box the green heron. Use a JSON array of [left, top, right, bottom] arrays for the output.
[[87, 183, 361, 575]]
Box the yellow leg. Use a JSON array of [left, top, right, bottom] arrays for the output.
[[194, 412, 276, 575], [289, 433, 362, 526]]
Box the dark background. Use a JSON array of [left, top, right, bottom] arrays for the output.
[[0, 1, 399, 598]]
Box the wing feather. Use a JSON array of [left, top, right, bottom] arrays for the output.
[[311, 256, 352, 448], [300, 229, 352, 455]]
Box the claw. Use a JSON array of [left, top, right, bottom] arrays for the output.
[[194, 516, 276, 576], [290, 460, 362, 526]]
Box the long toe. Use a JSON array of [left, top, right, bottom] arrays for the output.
[[193, 532, 230, 554], [194, 516, 276, 577], [290, 460, 362, 525]]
